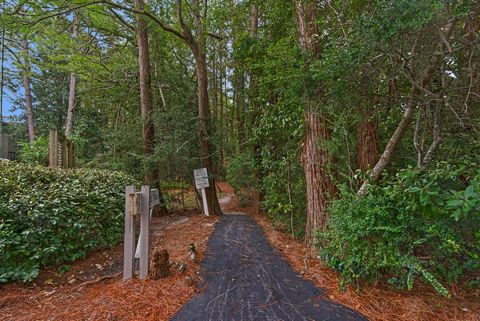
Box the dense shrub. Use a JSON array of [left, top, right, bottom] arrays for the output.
[[17, 136, 49, 166], [226, 154, 255, 206], [260, 154, 306, 239], [0, 160, 137, 283], [318, 161, 480, 297]]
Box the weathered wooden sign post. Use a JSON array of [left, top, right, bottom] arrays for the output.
[[194, 168, 210, 216], [123, 186, 160, 281]]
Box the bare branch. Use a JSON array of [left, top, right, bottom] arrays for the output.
[[422, 99, 442, 166], [413, 107, 424, 166], [108, 8, 135, 32]]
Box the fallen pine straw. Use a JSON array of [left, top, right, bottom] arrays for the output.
[[0, 214, 218, 321]]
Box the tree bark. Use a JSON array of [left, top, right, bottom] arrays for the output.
[[21, 38, 35, 143], [193, 43, 222, 214], [356, 107, 380, 172], [357, 87, 420, 195], [134, 0, 168, 214], [65, 12, 79, 137], [296, 1, 337, 245]]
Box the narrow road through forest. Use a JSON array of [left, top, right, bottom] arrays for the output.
[[171, 213, 368, 321]]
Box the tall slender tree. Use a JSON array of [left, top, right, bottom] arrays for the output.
[[65, 12, 78, 137], [21, 37, 35, 143], [296, 0, 337, 245], [134, 0, 168, 214], [249, 2, 262, 215]]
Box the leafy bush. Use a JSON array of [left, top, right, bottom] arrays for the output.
[[226, 154, 255, 206], [260, 154, 306, 239], [0, 160, 137, 283], [318, 161, 480, 296], [18, 136, 49, 166]]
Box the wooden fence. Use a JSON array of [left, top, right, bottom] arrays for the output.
[[0, 133, 17, 160], [49, 129, 75, 168]]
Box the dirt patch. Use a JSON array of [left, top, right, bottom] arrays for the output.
[[0, 209, 218, 321]]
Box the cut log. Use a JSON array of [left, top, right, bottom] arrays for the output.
[[149, 248, 169, 279]]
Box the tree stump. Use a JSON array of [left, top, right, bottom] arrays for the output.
[[149, 248, 169, 279]]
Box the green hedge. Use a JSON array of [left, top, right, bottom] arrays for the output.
[[318, 161, 480, 297], [0, 160, 137, 283]]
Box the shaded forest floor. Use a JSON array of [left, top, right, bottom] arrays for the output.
[[0, 182, 479, 321]]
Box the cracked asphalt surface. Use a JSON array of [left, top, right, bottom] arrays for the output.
[[171, 214, 368, 321]]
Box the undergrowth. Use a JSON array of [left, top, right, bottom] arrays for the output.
[[317, 161, 480, 297], [0, 160, 137, 283]]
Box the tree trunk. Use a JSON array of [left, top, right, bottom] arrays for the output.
[[357, 88, 419, 195], [21, 38, 35, 143], [302, 101, 337, 245], [178, 0, 222, 214], [356, 110, 380, 172], [194, 49, 222, 215], [357, 22, 454, 196], [134, 0, 168, 214], [65, 12, 78, 137], [249, 2, 262, 215], [296, 1, 337, 245]]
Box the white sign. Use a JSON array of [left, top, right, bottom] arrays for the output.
[[149, 189, 160, 208], [194, 168, 210, 189], [194, 168, 210, 216]]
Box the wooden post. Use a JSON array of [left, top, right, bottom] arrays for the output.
[[123, 186, 136, 281], [201, 188, 209, 216], [49, 129, 58, 168], [139, 185, 150, 279], [61, 137, 67, 168], [69, 142, 75, 168]]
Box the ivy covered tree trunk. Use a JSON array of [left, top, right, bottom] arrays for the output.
[[134, 0, 167, 214], [296, 1, 337, 245]]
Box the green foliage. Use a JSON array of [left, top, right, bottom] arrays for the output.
[[226, 154, 255, 206], [261, 154, 306, 238], [318, 162, 480, 296], [18, 136, 49, 166], [0, 160, 137, 283]]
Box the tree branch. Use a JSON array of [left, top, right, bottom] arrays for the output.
[[108, 8, 135, 32], [99, 0, 185, 40]]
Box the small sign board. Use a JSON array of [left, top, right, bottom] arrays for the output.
[[149, 189, 160, 208], [194, 168, 209, 189]]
